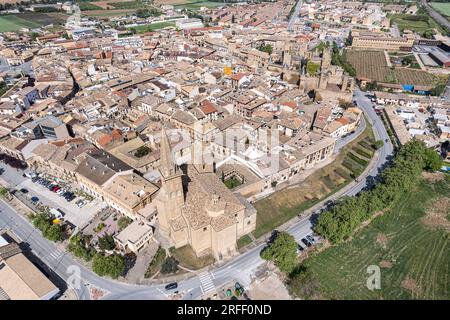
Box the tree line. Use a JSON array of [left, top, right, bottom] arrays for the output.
[[314, 140, 441, 244]]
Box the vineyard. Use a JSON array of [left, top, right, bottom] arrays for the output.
[[347, 50, 438, 87]]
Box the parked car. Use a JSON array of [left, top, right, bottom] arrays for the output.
[[301, 238, 312, 247], [267, 230, 279, 244], [23, 171, 37, 179], [20, 188, 28, 194], [165, 282, 178, 290], [31, 196, 39, 203], [306, 235, 315, 244], [76, 200, 86, 208]]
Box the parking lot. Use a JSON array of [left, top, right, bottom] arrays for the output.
[[15, 177, 106, 228]]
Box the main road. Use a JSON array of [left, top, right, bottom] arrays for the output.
[[0, 89, 393, 300], [421, 0, 450, 32], [287, 0, 302, 32]]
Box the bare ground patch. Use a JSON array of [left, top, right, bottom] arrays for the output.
[[421, 196, 450, 232], [401, 276, 421, 295], [379, 260, 392, 268], [422, 172, 445, 183], [376, 233, 388, 249]]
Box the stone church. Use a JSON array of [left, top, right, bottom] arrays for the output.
[[155, 127, 257, 261]]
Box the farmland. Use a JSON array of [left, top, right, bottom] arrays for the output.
[[302, 176, 450, 299], [174, 0, 228, 10], [347, 50, 438, 86], [127, 21, 175, 33], [389, 13, 443, 35], [431, 2, 450, 17], [0, 15, 39, 32], [0, 13, 68, 32], [81, 9, 137, 17]]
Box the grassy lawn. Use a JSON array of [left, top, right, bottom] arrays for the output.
[[128, 21, 175, 33], [303, 176, 450, 299], [223, 177, 242, 189], [390, 13, 443, 34], [174, 0, 227, 10], [252, 119, 376, 239], [78, 2, 105, 10], [169, 245, 215, 270], [0, 15, 40, 32], [82, 9, 136, 17], [431, 2, 450, 17], [237, 234, 253, 249], [108, 0, 145, 9], [144, 246, 166, 278]]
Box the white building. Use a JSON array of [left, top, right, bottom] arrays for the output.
[[176, 18, 204, 30]]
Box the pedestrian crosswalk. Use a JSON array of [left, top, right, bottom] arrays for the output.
[[42, 249, 64, 263], [198, 271, 215, 295]]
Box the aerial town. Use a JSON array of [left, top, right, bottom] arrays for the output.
[[0, 0, 449, 303]]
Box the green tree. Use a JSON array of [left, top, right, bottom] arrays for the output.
[[257, 44, 273, 55], [306, 61, 320, 76], [401, 56, 414, 66], [118, 216, 132, 231], [287, 265, 321, 300], [260, 231, 297, 274], [365, 81, 379, 91], [134, 145, 151, 158], [373, 140, 384, 149], [45, 224, 63, 242], [98, 234, 116, 251], [32, 212, 63, 242], [92, 254, 125, 279], [423, 148, 441, 172], [161, 256, 179, 274], [68, 233, 95, 261], [315, 140, 439, 243], [0, 187, 8, 198]]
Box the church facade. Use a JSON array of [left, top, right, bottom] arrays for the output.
[[155, 128, 257, 261]]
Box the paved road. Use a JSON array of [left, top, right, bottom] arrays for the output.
[[334, 115, 366, 153], [287, 0, 302, 32], [0, 88, 393, 300], [421, 0, 450, 32]]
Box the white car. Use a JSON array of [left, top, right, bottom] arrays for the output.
[[57, 189, 65, 195], [77, 200, 86, 208]]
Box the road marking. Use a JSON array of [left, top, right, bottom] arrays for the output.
[[42, 249, 64, 263], [49, 250, 64, 260], [198, 271, 216, 295], [156, 288, 169, 298]]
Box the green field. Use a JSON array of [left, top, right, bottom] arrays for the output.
[[237, 234, 253, 249], [224, 177, 242, 189], [431, 2, 450, 17], [81, 9, 136, 17], [390, 13, 443, 35], [174, 0, 227, 10], [78, 2, 104, 10], [127, 21, 175, 33], [303, 176, 450, 299], [0, 15, 40, 32], [108, 1, 145, 9]]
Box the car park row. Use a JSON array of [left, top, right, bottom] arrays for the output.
[[29, 175, 86, 208]]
